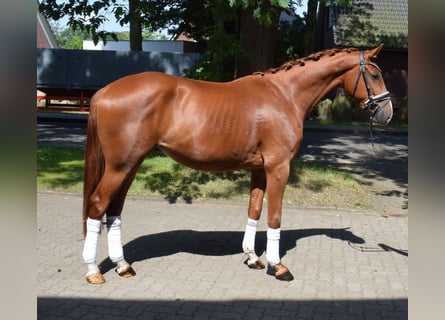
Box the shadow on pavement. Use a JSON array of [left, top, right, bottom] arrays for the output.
[[297, 132, 408, 211], [98, 228, 366, 275], [38, 297, 408, 319]]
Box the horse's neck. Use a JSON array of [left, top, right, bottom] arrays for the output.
[[280, 53, 357, 112]]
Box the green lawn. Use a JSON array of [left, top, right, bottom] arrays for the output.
[[37, 146, 371, 208]]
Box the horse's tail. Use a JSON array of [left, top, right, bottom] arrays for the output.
[[82, 94, 105, 237]]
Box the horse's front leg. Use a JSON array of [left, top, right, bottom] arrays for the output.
[[265, 162, 294, 281], [242, 169, 267, 269]]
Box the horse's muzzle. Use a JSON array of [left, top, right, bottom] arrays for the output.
[[372, 100, 393, 124], [365, 93, 393, 125]]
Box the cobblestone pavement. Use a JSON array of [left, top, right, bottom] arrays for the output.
[[37, 191, 407, 319]]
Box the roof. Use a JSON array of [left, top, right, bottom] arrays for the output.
[[330, 0, 408, 49], [37, 11, 58, 48]]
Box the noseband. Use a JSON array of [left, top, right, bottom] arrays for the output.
[[351, 51, 391, 120]]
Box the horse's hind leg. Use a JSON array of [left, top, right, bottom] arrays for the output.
[[82, 164, 141, 284], [104, 170, 140, 279], [243, 169, 266, 269]]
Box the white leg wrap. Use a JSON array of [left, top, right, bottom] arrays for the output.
[[82, 218, 101, 264], [106, 216, 124, 263], [86, 263, 100, 276], [116, 259, 131, 274], [242, 218, 259, 262], [266, 227, 281, 266]]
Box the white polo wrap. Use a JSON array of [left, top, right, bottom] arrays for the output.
[[82, 218, 101, 264], [106, 215, 124, 263], [266, 227, 281, 266], [242, 218, 259, 262]]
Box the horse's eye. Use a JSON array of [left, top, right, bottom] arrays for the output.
[[371, 73, 380, 80]]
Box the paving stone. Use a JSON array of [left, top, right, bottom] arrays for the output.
[[37, 191, 407, 319]]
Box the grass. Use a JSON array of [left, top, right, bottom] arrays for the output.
[[37, 146, 371, 209]]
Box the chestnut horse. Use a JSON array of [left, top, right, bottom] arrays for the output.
[[82, 45, 393, 284]]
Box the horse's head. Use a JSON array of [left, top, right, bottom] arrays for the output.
[[345, 44, 393, 125]]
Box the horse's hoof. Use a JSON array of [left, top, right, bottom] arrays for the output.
[[85, 272, 105, 284], [273, 263, 294, 281], [116, 266, 136, 278], [244, 258, 266, 269], [275, 270, 294, 281]]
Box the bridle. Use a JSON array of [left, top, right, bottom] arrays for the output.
[[351, 50, 391, 120], [351, 50, 392, 152]]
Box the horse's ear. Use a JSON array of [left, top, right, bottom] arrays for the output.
[[367, 43, 384, 59]]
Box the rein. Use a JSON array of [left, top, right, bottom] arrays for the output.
[[352, 51, 391, 152]]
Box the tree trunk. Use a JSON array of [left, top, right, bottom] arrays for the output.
[[129, 0, 142, 51], [236, 6, 280, 77], [304, 0, 319, 55]]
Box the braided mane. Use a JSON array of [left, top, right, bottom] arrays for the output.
[[254, 47, 358, 76]]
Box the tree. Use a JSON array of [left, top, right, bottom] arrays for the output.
[[51, 23, 168, 50], [276, 13, 306, 64], [40, 1, 349, 80], [303, 0, 351, 55], [50, 21, 91, 49], [180, 0, 292, 80], [39, 0, 295, 80], [39, 0, 179, 50], [235, 0, 287, 77]]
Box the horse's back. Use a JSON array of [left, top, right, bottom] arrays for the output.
[[94, 72, 178, 105]]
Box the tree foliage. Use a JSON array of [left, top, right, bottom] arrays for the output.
[[50, 21, 91, 49], [180, 0, 293, 80], [39, 0, 180, 47], [51, 22, 168, 50], [276, 14, 306, 63], [304, 0, 351, 54], [40, 0, 118, 44], [40, 0, 296, 79]]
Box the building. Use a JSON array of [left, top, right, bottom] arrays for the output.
[[82, 39, 201, 53], [37, 11, 58, 48]]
